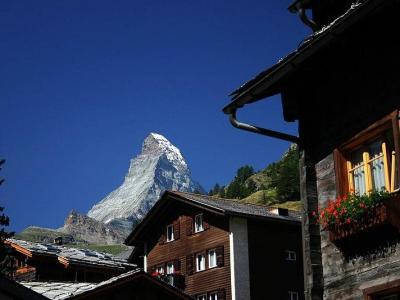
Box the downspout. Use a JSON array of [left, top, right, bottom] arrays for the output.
[[229, 109, 300, 144], [297, 7, 318, 31]]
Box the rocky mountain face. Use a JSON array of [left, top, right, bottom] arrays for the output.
[[87, 132, 203, 232], [18, 133, 203, 246], [58, 210, 127, 244]]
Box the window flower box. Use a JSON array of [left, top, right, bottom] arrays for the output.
[[151, 272, 185, 289], [314, 191, 400, 243]]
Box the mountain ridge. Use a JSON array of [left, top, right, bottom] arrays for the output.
[[87, 132, 203, 231]]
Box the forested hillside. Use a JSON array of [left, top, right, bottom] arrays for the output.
[[208, 145, 300, 208]]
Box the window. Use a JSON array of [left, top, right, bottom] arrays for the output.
[[195, 214, 204, 233], [348, 139, 390, 195], [208, 249, 217, 268], [336, 111, 400, 196], [166, 262, 174, 274], [285, 250, 296, 261], [209, 292, 218, 300], [166, 224, 174, 242], [288, 291, 299, 300], [156, 265, 164, 274], [196, 295, 206, 300], [196, 253, 205, 271], [363, 278, 400, 299]]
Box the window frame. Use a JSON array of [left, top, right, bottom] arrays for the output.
[[209, 292, 218, 300], [156, 265, 164, 274], [196, 295, 207, 300], [166, 224, 174, 242], [288, 291, 299, 300], [194, 213, 204, 233], [166, 262, 174, 275], [208, 249, 217, 268], [334, 110, 400, 197], [196, 253, 206, 272], [285, 250, 297, 261], [363, 278, 400, 300]]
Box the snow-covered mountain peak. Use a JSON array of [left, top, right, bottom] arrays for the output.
[[87, 133, 203, 231], [141, 132, 187, 169]]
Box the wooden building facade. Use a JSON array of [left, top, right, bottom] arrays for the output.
[[125, 190, 304, 300], [223, 0, 400, 299]]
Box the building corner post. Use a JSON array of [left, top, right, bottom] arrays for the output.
[[299, 149, 324, 300]]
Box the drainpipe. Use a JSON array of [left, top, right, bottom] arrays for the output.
[[297, 7, 318, 31], [288, 0, 319, 32], [229, 109, 300, 144]]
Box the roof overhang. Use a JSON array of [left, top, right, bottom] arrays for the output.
[[222, 0, 387, 115], [125, 190, 301, 246], [70, 270, 193, 300]]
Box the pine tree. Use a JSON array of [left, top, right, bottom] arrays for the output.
[[218, 186, 226, 198]]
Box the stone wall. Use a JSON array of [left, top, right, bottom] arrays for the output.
[[315, 154, 400, 299]]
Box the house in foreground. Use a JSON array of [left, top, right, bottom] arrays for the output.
[[1, 269, 193, 300], [6, 239, 135, 282], [125, 190, 304, 300], [222, 0, 400, 298]]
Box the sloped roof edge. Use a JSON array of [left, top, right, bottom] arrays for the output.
[[125, 190, 301, 245], [222, 0, 387, 114]]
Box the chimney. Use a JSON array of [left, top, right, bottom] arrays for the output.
[[270, 207, 289, 216], [54, 236, 63, 245]]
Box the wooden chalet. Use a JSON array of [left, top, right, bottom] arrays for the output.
[[125, 190, 304, 300], [222, 0, 400, 299], [6, 239, 135, 283]]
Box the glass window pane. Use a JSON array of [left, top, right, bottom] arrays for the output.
[[369, 140, 386, 191], [167, 224, 174, 242], [167, 262, 174, 274], [209, 250, 216, 268], [195, 214, 203, 232], [351, 149, 366, 195]]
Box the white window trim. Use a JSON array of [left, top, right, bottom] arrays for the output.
[[209, 292, 218, 300], [156, 265, 164, 274], [196, 253, 206, 272], [166, 224, 174, 242], [166, 262, 174, 274], [194, 214, 204, 233], [288, 291, 299, 300], [286, 250, 296, 261], [208, 249, 217, 268], [196, 295, 207, 300]]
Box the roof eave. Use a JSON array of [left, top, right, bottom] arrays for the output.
[[222, 0, 386, 115], [125, 191, 226, 245], [226, 211, 301, 224]]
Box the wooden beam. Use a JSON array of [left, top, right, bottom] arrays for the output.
[[382, 142, 391, 192], [5, 241, 33, 258], [392, 110, 400, 191]]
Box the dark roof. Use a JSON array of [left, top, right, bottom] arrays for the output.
[[7, 239, 135, 271], [125, 190, 301, 245], [0, 275, 49, 300], [222, 0, 387, 114], [20, 281, 97, 300], [20, 270, 193, 300], [171, 191, 301, 221]]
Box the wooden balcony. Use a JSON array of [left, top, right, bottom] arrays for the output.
[[15, 266, 36, 281]]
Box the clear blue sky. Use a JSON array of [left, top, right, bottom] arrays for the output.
[[1, 1, 309, 232]]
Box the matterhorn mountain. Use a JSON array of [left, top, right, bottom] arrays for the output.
[[87, 133, 204, 233]]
